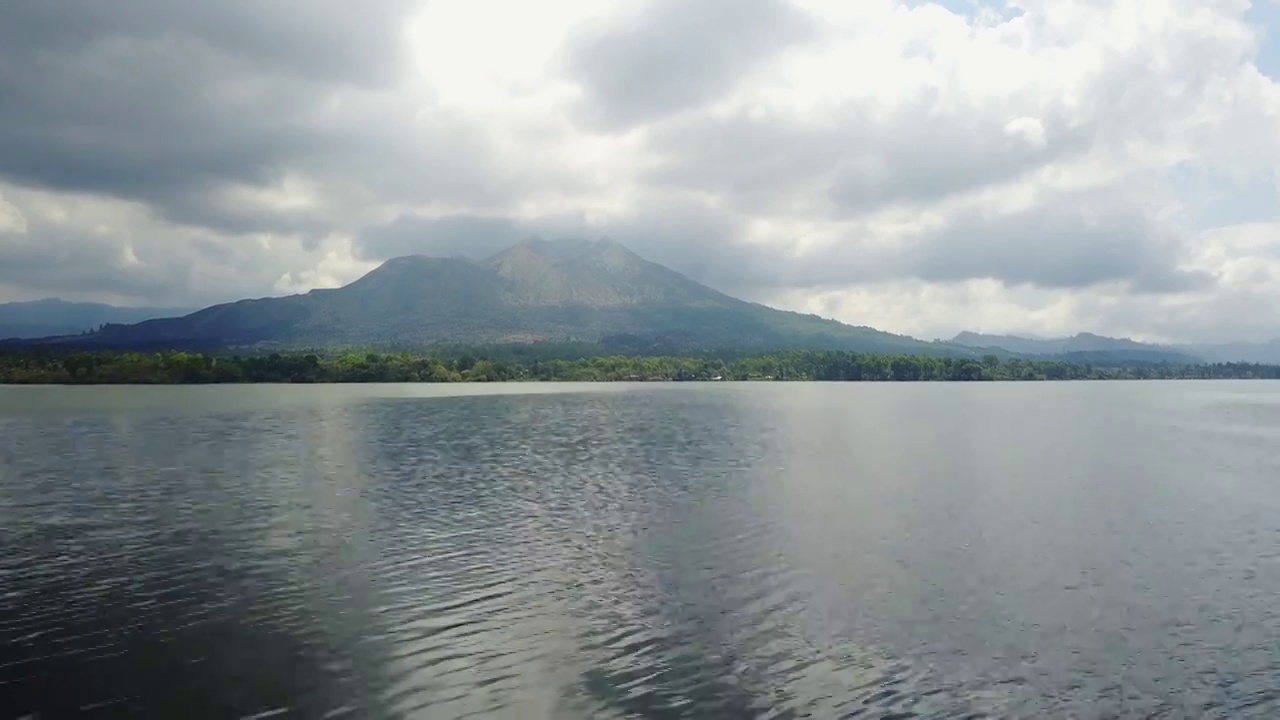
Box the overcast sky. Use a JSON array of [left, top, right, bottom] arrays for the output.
[[1, 0, 1278, 343]]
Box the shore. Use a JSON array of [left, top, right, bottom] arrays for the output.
[[3, 348, 1278, 384]]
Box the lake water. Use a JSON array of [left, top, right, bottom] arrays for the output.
[[2, 382, 1280, 719]]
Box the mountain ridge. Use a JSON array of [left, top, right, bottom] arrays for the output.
[[0, 298, 195, 340], [36, 238, 970, 356], [951, 330, 1280, 365], [1183, 339, 1280, 364], [950, 331, 1202, 363], [16, 241, 1275, 362]]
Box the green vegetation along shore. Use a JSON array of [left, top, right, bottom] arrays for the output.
[[2, 349, 1279, 384]]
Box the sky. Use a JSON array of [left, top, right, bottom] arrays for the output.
[[0, 0, 1278, 343]]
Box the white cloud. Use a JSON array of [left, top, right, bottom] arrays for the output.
[[0, 0, 1278, 342], [1004, 117, 1047, 148], [775, 220, 1280, 344], [273, 236, 379, 295], [0, 192, 26, 233]]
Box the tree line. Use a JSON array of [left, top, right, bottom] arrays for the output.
[[1, 348, 1278, 384]]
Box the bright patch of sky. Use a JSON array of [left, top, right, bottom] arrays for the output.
[[1171, 164, 1279, 228], [903, 0, 1024, 20], [1246, 0, 1280, 78]]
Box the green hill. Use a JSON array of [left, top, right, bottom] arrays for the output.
[[59, 238, 971, 355]]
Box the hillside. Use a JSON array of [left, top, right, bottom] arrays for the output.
[[54, 239, 970, 356], [1178, 339, 1280, 365], [0, 299, 194, 340], [951, 331, 1204, 364]]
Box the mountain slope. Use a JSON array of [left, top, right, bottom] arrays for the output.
[[951, 331, 1203, 363], [54, 239, 971, 355], [0, 299, 194, 340], [1176, 340, 1280, 364]]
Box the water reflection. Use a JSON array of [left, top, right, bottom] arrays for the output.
[[1, 404, 392, 717], [3, 383, 1280, 718]]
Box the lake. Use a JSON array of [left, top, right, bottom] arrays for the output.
[[2, 382, 1280, 718]]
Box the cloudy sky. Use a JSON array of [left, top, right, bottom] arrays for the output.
[[1, 0, 1278, 343]]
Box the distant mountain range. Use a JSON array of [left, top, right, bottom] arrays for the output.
[[0, 299, 194, 340], [949, 331, 1203, 364], [23, 239, 967, 356], [951, 332, 1280, 365], [8, 240, 1278, 364]]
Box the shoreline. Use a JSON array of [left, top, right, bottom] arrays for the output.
[[4, 348, 1279, 384], [3, 376, 1278, 387]]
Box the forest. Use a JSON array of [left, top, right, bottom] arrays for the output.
[[2, 348, 1279, 384]]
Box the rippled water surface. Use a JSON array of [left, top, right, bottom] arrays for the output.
[[3, 382, 1280, 718]]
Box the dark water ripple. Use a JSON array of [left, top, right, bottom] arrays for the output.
[[3, 382, 1280, 718]]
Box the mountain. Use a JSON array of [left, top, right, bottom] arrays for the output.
[[0, 299, 194, 340], [951, 331, 1204, 364], [1179, 340, 1280, 365], [51, 238, 970, 355]]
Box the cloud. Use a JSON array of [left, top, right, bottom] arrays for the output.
[[0, 0, 545, 237], [0, 193, 26, 233], [354, 195, 780, 295], [0, 221, 190, 304], [560, 0, 815, 129], [0, 0, 1278, 343], [901, 192, 1211, 293], [0, 2, 409, 202], [644, 107, 1094, 219], [0, 182, 354, 307], [769, 220, 1280, 344], [358, 215, 528, 261]]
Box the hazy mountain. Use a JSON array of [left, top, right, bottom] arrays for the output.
[[951, 331, 1204, 364], [57, 238, 970, 355], [1178, 340, 1280, 365], [0, 299, 194, 340]]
